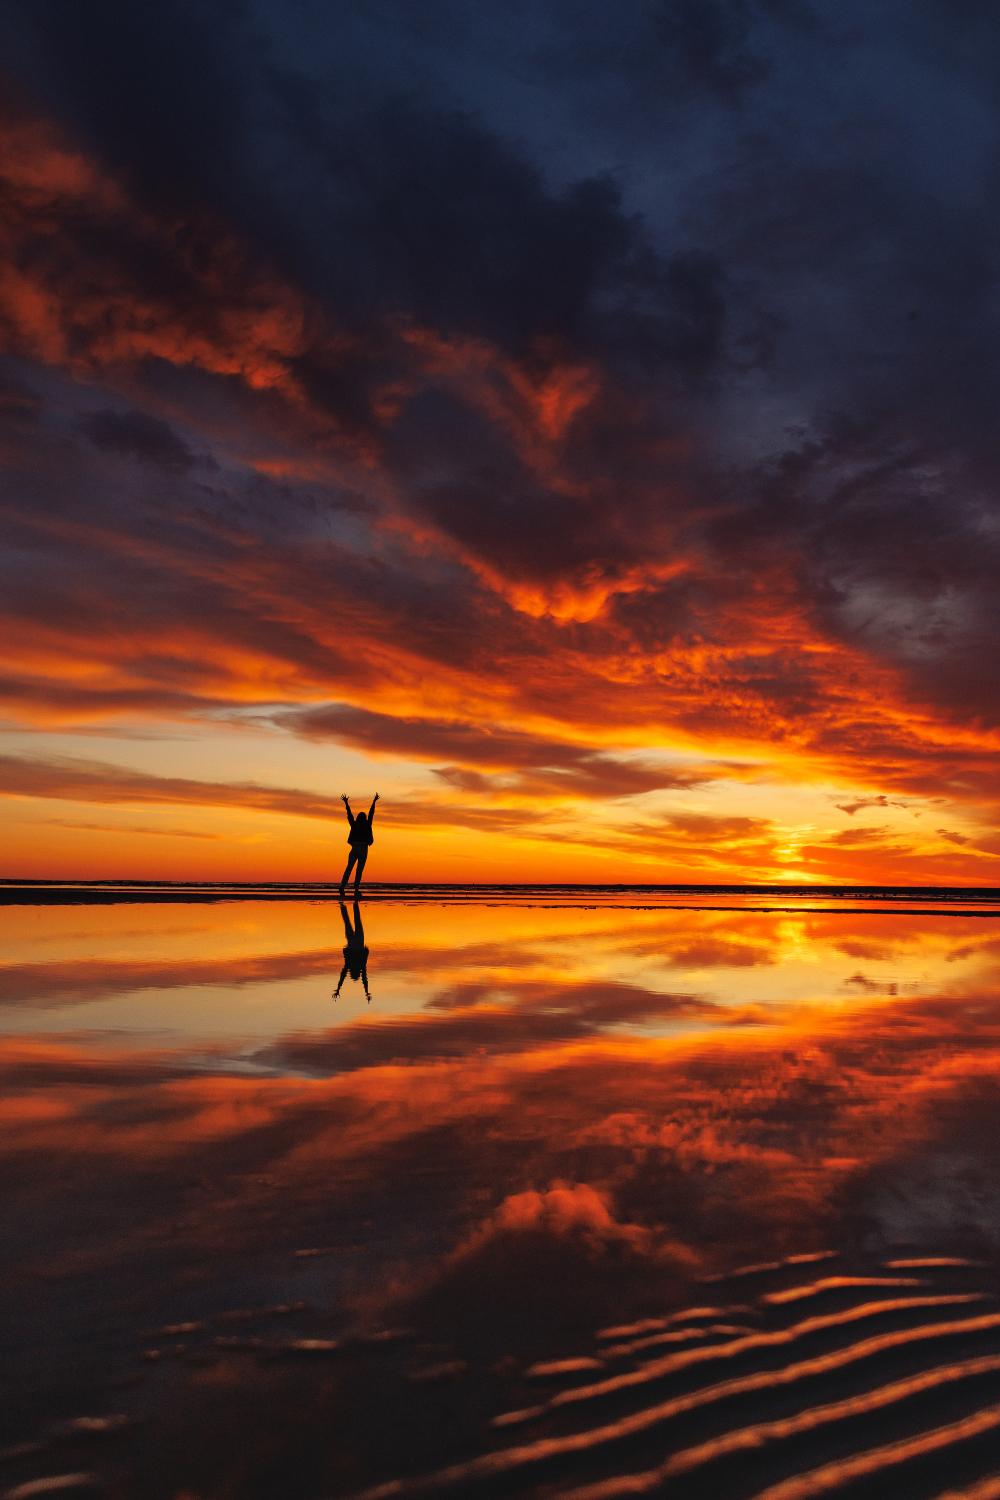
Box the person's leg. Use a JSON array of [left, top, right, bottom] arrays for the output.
[[353, 847, 368, 889], [340, 849, 359, 889], [340, 900, 354, 942]]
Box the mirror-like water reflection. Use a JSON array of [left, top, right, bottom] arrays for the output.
[[6, 896, 1000, 1049], [3, 889, 1000, 1500]]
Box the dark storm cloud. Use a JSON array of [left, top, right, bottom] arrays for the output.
[[0, 372, 43, 424], [2, 0, 724, 367], [0, 1, 989, 403], [3, 0, 1000, 786], [84, 408, 197, 471], [534, 0, 776, 98]]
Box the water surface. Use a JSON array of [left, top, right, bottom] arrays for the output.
[[3, 886, 1000, 1499]]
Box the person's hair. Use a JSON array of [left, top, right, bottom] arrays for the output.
[[355, 810, 368, 823]]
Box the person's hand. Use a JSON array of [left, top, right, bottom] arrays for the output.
[[341, 794, 348, 803], [374, 792, 379, 800]]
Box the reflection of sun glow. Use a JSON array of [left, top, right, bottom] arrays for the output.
[[6, 898, 1000, 1048]]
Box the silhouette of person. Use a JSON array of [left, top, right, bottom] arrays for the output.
[[333, 900, 370, 1002], [340, 792, 378, 894]]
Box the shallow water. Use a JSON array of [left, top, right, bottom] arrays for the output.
[[3, 887, 1000, 1500]]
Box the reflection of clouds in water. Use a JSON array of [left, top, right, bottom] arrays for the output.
[[6, 907, 1000, 1033], [257, 981, 717, 1069], [4, 972, 1000, 1496], [6, 987, 1000, 1269], [0, 949, 345, 1007]]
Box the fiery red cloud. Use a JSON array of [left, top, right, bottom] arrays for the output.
[[3, 0, 1000, 879]]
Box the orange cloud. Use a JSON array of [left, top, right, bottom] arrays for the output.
[[448, 1181, 701, 1271], [5, 107, 1000, 882]]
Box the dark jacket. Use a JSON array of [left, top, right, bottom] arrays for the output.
[[348, 814, 374, 847]]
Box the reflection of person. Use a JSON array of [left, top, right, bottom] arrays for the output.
[[334, 900, 370, 1002], [340, 792, 378, 894]]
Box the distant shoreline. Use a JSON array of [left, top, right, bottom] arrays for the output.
[[3, 879, 1000, 911]]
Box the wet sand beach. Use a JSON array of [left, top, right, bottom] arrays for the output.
[[3, 886, 1000, 1500]]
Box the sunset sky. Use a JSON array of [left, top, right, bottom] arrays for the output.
[[3, 0, 1000, 882]]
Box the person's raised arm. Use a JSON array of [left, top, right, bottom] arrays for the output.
[[341, 793, 355, 827], [333, 964, 348, 999], [368, 792, 379, 824]]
